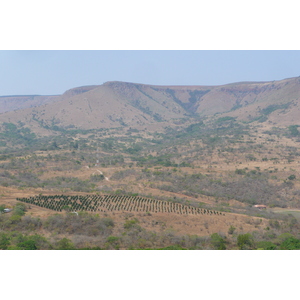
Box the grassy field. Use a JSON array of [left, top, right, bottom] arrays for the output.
[[272, 210, 300, 220]]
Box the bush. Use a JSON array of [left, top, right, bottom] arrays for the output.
[[17, 239, 37, 250], [268, 219, 280, 229], [21, 216, 42, 231], [235, 169, 246, 175], [288, 125, 300, 137], [237, 233, 255, 250], [228, 225, 236, 235], [275, 233, 294, 245], [9, 214, 22, 224], [13, 203, 27, 216], [158, 245, 187, 250], [56, 238, 75, 250], [90, 174, 105, 182], [0, 205, 5, 213], [124, 218, 139, 230], [256, 241, 277, 250], [210, 233, 226, 250], [279, 237, 300, 250], [102, 218, 114, 228], [106, 236, 120, 249], [107, 236, 119, 243], [0, 233, 10, 250]]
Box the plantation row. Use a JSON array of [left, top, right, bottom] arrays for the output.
[[16, 194, 225, 216]]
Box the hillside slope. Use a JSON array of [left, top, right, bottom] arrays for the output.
[[1, 76, 300, 132]]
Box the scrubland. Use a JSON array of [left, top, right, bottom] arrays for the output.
[[1, 114, 300, 249]]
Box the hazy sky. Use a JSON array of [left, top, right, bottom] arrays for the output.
[[0, 50, 299, 95]]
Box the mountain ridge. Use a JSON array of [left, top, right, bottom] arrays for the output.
[[1, 76, 300, 134]]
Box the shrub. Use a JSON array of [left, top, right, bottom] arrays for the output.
[[9, 214, 22, 224], [158, 245, 187, 250], [17, 239, 37, 250], [280, 237, 300, 250], [124, 218, 139, 230], [210, 233, 226, 250], [90, 174, 105, 182], [246, 154, 257, 161], [0, 205, 6, 213], [56, 238, 75, 250], [106, 236, 120, 249], [237, 233, 255, 250], [0, 233, 10, 250], [256, 241, 277, 250], [13, 203, 27, 216], [235, 169, 246, 175], [107, 236, 119, 243], [228, 225, 236, 235], [275, 233, 294, 245], [102, 218, 114, 228], [288, 125, 300, 137]]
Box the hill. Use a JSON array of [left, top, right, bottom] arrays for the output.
[[0, 94, 60, 114], [1, 76, 300, 134]]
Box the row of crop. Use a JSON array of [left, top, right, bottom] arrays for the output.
[[17, 196, 100, 212], [16, 195, 225, 216]]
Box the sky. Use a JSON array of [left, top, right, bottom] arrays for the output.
[[0, 50, 300, 96]]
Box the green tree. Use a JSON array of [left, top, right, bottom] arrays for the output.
[[90, 174, 105, 182], [56, 238, 75, 250], [256, 241, 277, 250], [210, 233, 226, 250], [275, 233, 294, 245], [124, 218, 139, 230], [13, 203, 26, 216], [26, 234, 51, 250], [288, 125, 300, 137], [280, 237, 300, 250], [106, 236, 120, 249], [107, 236, 120, 243], [228, 225, 236, 235], [62, 205, 71, 212], [9, 214, 22, 224], [0, 233, 10, 250], [0, 205, 5, 213], [51, 141, 60, 149], [17, 239, 37, 250], [237, 233, 255, 250]]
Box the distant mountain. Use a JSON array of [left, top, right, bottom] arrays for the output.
[[0, 95, 60, 113], [1, 76, 300, 133]]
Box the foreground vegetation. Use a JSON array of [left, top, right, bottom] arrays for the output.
[[1, 202, 300, 250]]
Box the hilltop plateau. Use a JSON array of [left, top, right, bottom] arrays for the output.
[[0, 76, 300, 134]]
